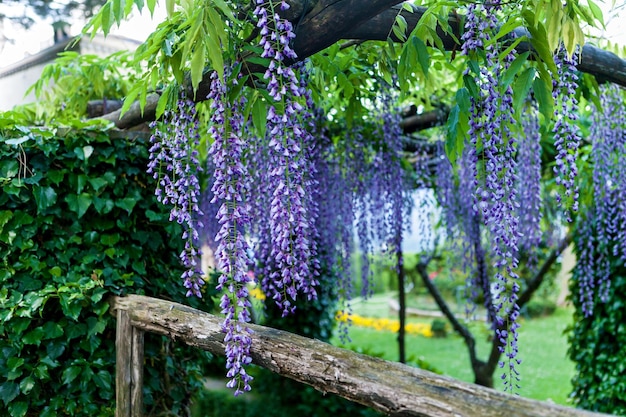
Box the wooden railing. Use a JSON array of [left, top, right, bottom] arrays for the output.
[[112, 295, 608, 417]]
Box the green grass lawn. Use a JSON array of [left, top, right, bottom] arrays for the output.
[[332, 294, 576, 406]]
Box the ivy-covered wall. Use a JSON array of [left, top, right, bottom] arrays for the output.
[[0, 124, 215, 417]]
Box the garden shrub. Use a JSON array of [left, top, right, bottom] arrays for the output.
[[569, 227, 626, 415], [0, 120, 216, 417]]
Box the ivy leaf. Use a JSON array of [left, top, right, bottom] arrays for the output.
[[23, 327, 45, 345], [19, 377, 35, 395], [115, 197, 137, 213], [0, 382, 19, 405], [62, 366, 82, 385], [8, 401, 28, 417], [33, 186, 57, 214], [65, 194, 93, 218]]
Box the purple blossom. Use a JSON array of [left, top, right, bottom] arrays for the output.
[[552, 48, 582, 220], [207, 69, 254, 395], [147, 96, 205, 297], [517, 101, 542, 267], [253, 2, 319, 316], [461, 0, 521, 392]]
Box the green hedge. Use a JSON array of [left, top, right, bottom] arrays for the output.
[[0, 123, 215, 416]]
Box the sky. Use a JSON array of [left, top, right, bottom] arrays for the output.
[[1, 1, 625, 68], [0, 3, 166, 67]]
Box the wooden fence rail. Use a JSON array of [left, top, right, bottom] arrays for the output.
[[111, 295, 608, 417]]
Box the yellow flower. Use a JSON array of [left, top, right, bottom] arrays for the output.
[[336, 312, 432, 337]]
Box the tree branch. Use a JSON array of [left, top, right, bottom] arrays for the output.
[[415, 255, 482, 374], [96, 1, 626, 130], [484, 233, 575, 376]]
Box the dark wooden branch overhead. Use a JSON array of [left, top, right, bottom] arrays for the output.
[[96, 0, 626, 129]]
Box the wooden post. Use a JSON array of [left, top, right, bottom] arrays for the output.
[[131, 327, 144, 417], [116, 309, 132, 417]]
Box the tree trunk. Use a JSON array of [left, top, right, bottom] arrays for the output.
[[397, 246, 406, 364]]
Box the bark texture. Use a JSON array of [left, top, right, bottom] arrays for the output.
[[111, 294, 607, 417]]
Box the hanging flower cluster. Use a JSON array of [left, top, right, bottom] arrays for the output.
[[461, 0, 521, 392], [377, 80, 411, 274], [253, 0, 319, 316], [207, 70, 254, 395], [517, 102, 543, 267], [576, 84, 626, 316], [552, 48, 582, 221], [147, 96, 205, 297]]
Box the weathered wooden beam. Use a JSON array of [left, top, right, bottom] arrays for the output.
[[110, 294, 608, 417]]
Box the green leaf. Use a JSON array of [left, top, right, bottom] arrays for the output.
[[113, 0, 125, 25], [49, 266, 62, 277], [23, 327, 45, 345], [115, 197, 137, 213], [5, 136, 31, 146], [533, 76, 554, 122], [8, 401, 28, 417], [513, 67, 536, 114], [62, 366, 82, 385], [251, 98, 267, 139], [19, 377, 35, 395], [0, 210, 14, 234], [7, 357, 24, 374], [42, 322, 64, 339], [155, 87, 172, 120], [587, 0, 604, 26], [88, 177, 108, 192], [101, 234, 121, 246], [65, 194, 93, 218], [101, 2, 112, 36], [190, 47, 206, 93], [86, 317, 107, 337], [33, 186, 57, 214], [0, 382, 19, 405], [446, 105, 460, 164], [412, 36, 429, 77], [455, 88, 470, 112], [501, 51, 530, 88], [463, 74, 479, 99]]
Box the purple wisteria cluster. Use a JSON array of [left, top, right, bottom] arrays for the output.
[[552, 48, 582, 221], [147, 96, 205, 297], [253, 0, 319, 316], [517, 102, 543, 267], [375, 80, 411, 276], [207, 70, 254, 395], [577, 84, 626, 315], [461, 1, 521, 392]]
